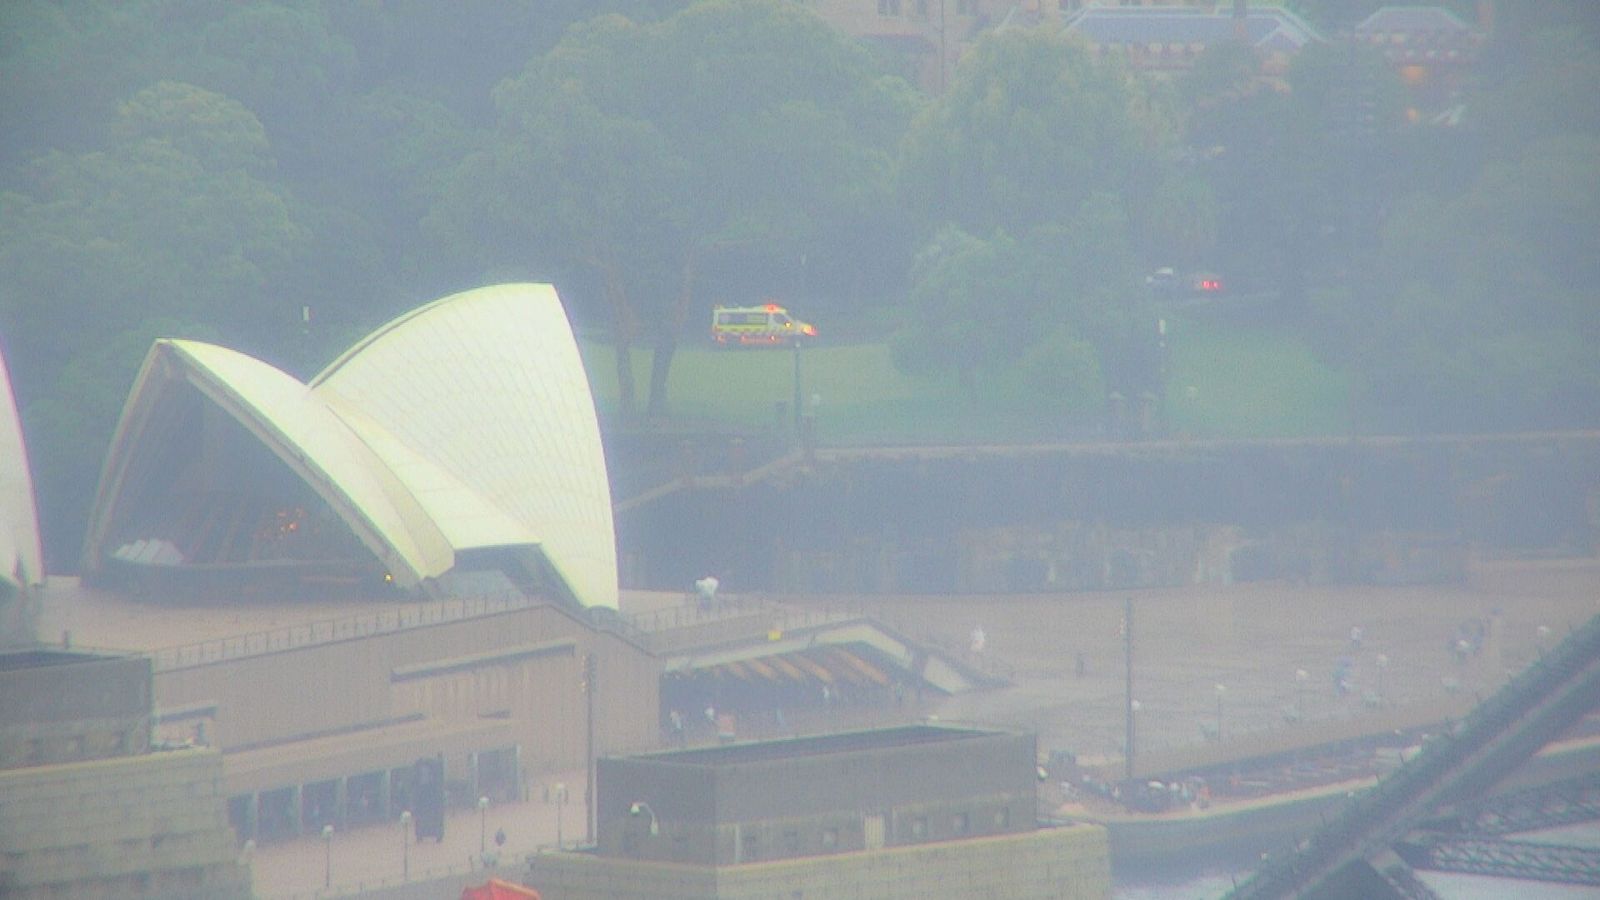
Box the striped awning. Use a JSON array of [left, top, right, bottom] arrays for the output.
[[666, 642, 895, 689]]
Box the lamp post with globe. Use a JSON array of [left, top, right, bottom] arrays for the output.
[[322, 824, 333, 888], [399, 810, 412, 881], [478, 796, 490, 856]]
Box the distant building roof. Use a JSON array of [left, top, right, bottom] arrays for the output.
[[1064, 5, 1322, 54], [1352, 5, 1483, 65], [636, 723, 994, 767], [1354, 6, 1475, 36]]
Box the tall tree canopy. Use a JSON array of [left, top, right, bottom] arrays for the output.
[[430, 0, 916, 420], [1314, 135, 1600, 430], [892, 29, 1183, 407], [0, 81, 303, 557]]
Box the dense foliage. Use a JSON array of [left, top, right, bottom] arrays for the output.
[[0, 0, 1594, 565]]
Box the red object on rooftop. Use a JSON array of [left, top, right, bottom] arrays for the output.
[[460, 878, 541, 900]]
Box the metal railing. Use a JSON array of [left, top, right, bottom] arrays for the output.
[[151, 592, 537, 672], [1227, 612, 1600, 899]]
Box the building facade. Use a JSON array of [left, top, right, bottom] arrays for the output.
[[0, 649, 249, 899], [513, 725, 1111, 899]]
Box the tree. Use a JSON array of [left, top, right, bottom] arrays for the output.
[[433, 0, 913, 421], [1184, 40, 1406, 302], [0, 1, 165, 173], [899, 28, 1176, 244], [0, 82, 304, 379], [891, 29, 1172, 410], [891, 226, 1032, 398], [1474, 26, 1600, 155], [0, 81, 306, 562], [1317, 135, 1600, 430]]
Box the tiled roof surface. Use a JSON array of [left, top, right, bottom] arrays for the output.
[[1065, 6, 1320, 50]]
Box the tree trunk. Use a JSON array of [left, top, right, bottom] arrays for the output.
[[601, 261, 637, 421], [645, 252, 702, 421], [645, 331, 676, 423]]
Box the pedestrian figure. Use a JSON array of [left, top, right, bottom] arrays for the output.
[[1075, 652, 1087, 678], [1349, 626, 1363, 650], [970, 626, 986, 654], [1333, 657, 1353, 696], [694, 575, 719, 612]]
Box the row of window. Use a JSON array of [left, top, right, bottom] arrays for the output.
[[906, 805, 1010, 840], [877, 0, 982, 19]]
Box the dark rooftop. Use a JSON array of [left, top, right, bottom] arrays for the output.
[[630, 724, 999, 767], [0, 648, 127, 672]]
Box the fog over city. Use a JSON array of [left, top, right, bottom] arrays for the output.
[[2, 3, 1597, 899]]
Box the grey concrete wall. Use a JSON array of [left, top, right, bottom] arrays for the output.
[[618, 434, 1600, 593], [597, 730, 1036, 865], [0, 651, 151, 768], [520, 824, 1110, 900], [0, 747, 250, 899], [154, 604, 660, 781]]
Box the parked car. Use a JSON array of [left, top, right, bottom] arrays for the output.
[[1146, 268, 1224, 296]]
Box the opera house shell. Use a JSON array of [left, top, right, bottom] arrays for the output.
[[1, 342, 45, 640], [80, 283, 618, 609]]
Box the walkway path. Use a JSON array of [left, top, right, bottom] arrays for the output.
[[247, 768, 585, 899]]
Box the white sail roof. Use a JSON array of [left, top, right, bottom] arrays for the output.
[[0, 344, 44, 594], [82, 284, 617, 608]]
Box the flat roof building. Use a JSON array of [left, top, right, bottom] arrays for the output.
[[522, 724, 1109, 899], [0, 648, 249, 899], [599, 724, 1036, 865]]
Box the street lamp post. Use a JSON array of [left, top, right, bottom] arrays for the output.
[[478, 796, 490, 856], [399, 810, 412, 881], [583, 652, 596, 846], [1123, 597, 1135, 779], [791, 337, 803, 438], [1214, 684, 1226, 742], [321, 824, 333, 889], [1295, 668, 1309, 721], [554, 782, 567, 849]]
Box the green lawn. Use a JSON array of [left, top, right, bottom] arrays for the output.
[[580, 340, 1072, 442], [1162, 314, 1352, 438], [580, 317, 1351, 442]]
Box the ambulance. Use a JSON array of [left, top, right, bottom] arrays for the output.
[[710, 303, 817, 347]]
